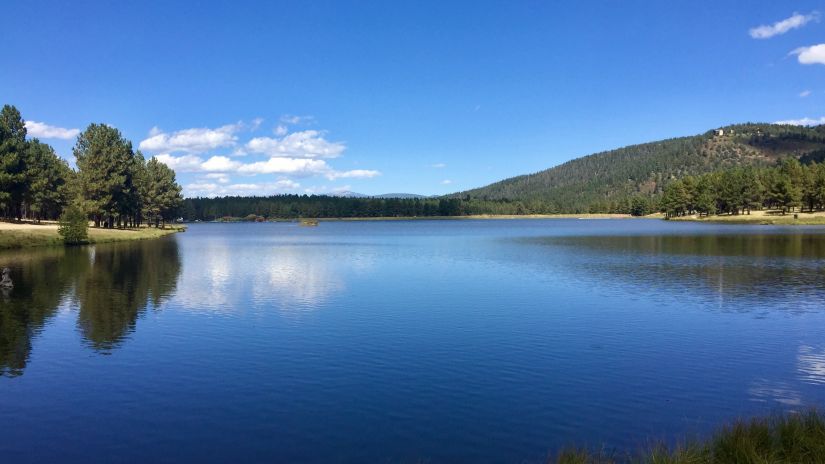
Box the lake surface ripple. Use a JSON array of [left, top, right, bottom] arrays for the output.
[[2, 219, 825, 463]]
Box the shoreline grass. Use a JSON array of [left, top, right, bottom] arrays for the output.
[[555, 410, 825, 464], [0, 222, 185, 249], [670, 210, 825, 226]]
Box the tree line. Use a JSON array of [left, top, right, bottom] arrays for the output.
[[660, 158, 825, 218], [0, 105, 183, 228], [181, 194, 659, 221]]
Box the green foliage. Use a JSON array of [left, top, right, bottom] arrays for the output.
[[73, 123, 138, 227], [0, 104, 184, 233], [142, 156, 182, 227], [451, 123, 825, 214], [58, 205, 89, 244], [660, 159, 825, 218], [553, 410, 825, 464]]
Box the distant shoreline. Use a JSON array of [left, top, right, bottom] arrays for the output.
[[201, 213, 641, 223], [0, 222, 184, 250], [193, 211, 825, 225], [670, 210, 825, 226], [309, 213, 636, 221]]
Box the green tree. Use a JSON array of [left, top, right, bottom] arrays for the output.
[[142, 157, 183, 228], [0, 105, 29, 219], [25, 140, 72, 221], [58, 204, 89, 244], [74, 124, 137, 228], [661, 180, 689, 218]]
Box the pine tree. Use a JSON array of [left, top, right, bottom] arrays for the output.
[[0, 105, 29, 219], [74, 124, 136, 228]]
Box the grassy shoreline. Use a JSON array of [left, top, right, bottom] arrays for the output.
[[0, 222, 185, 249], [670, 210, 825, 226], [556, 410, 825, 464]]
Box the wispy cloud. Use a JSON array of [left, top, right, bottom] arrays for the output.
[[155, 153, 380, 180], [440, 179, 453, 185], [791, 44, 825, 65], [430, 163, 447, 168], [800, 90, 812, 98], [246, 130, 346, 159], [184, 180, 300, 198], [774, 116, 825, 126], [25, 121, 80, 140], [749, 11, 819, 39], [140, 123, 242, 153], [325, 169, 381, 180], [280, 115, 314, 125]]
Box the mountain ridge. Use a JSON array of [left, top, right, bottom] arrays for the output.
[[449, 123, 825, 212]]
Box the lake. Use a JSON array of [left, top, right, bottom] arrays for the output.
[[2, 219, 825, 463]]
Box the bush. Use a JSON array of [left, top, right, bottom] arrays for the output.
[[58, 205, 89, 245]]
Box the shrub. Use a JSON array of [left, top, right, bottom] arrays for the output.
[[58, 205, 89, 245]]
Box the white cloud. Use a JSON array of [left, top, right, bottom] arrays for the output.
[[280, 115, 313, 125], [203, 173, 231, 184], [202, 155, 241, 172], [139, 123, 242, 153], [430, 163, 447, 168], [246, 130, 346, 158], [325, 169, 381, 180], [237, 157, 330, 176], [774, 116, 825, 126], [791, 44, 825, 65], [154, 153, 205, 172], [275, 125, 288, 136], [184, 180, 301, 198], [152, 152, 379, 180], [749, 12, 819, 39], [250, 118, 264, 131], [440, 179, 453, 185], [800, 90, 812, 97], [25, 121, 80, 140]]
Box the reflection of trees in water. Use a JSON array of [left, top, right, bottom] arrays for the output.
[[527, 233, 825, 308], [0, 239, 181, 376], [0, 248, 88, 376], [75, 239, 181, 351]]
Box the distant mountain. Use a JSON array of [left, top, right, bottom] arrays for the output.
[[451, 123, 825, 212], [330, 191, 368, 198], [373, 193, 428, 199], [332, 191, 428, 199]]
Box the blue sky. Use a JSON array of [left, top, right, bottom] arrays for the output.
[[2, 1, 824, 197]]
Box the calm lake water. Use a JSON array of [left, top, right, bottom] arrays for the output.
[[2, 219, 825, 463]]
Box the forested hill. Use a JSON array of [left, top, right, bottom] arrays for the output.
[[450, 123, 825, 213]]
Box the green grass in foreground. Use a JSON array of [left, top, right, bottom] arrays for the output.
[[555, 410, 825, 464], [0, 224, 184, 249]]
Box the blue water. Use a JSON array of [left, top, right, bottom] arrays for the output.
[[2, 219, 825, 463]]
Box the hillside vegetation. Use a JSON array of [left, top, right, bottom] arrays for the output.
[[451, 124, 825, 213]]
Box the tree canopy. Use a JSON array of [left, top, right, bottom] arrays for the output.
[[0, 104, 183, 227]]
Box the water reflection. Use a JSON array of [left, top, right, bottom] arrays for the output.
[[547, 233, 825, 258], [526, 233, 825, 310], [797, 345, 825, 385], [76, 239, 181, 351], [0, 248, 80, 376], [253, 247, 346, 310], [0, 238, 181, 375]]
